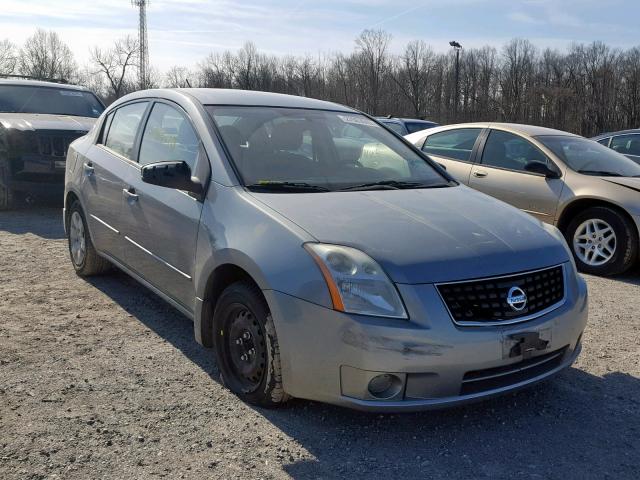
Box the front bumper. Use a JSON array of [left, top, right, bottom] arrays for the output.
[[264, 263, 588, 411]]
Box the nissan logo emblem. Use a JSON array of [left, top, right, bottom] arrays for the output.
[[506, 286, 528, 312]]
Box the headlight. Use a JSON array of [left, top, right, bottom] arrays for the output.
[[304, 243, 407, 319]]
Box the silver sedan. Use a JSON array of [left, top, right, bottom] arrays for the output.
[[63, 91, 587, 411]]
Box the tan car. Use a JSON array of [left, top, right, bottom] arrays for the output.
[[405, 123, 640, 276]]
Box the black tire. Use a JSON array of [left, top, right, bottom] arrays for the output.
[[565, 206, 638, 276], [213, 281, 290, 407], [0, 159, 14, 211], [66, 201, 111, 276]]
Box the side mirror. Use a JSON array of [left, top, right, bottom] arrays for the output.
[[525, 161, 560, 179], [141, 161, 203, 196]]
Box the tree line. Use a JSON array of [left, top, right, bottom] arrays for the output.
[[1, 28, 639, 137]]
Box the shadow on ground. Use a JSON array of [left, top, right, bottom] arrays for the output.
[[86, 270, 640, 480], [0, 207, 65, 239]]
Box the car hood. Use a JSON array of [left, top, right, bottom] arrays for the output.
[[0, 113, 95, 132], [250, 185, 570, 284], [602, 177, 640, 193]]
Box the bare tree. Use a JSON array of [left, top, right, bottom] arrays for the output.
[[165, 66, 193, 88], [90, 36, 139, 101], [0, 39, 17, 75], [6, 24, 633, 136], [393, 40, 435, 118], [18, 29, 76, 81], [354, 29, 392, 114], [500, 38, 536, 121]]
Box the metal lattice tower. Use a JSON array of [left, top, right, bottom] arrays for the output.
[[132, 0, 149, 89]]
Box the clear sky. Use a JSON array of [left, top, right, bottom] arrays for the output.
[[1, 0, 639, 71]]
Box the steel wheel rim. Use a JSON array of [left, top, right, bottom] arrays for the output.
[[69, 211, 86, 266], [573, 218, 616, 267], [225, 305, 266, 393]]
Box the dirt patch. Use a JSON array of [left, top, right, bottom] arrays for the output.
[[1, 208, 639, 479]]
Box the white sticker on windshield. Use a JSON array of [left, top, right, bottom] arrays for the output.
[[59, 91, 84, 97], [337, 114, 376, 127]]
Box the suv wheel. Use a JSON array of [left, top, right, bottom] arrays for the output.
[[0, 159, 14, 210], [67, 201, 111, 276], [213, 281, 290, 407], [566, 206, 638, 276]]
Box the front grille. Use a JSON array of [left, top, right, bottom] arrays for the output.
[[437, 265, 565, 325], [37, 132, 84, 158], [460, 346, 568, 395]]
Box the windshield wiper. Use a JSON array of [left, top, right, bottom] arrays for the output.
[[339, 180, 436, 191], [245, 181, 330, 192], [577, 170, 623, 177]]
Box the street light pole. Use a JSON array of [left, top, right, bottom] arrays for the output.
[[449, 41, 462, 120]]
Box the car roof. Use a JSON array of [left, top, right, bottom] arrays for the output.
[[592, 128, 640, 140], [377, 117, 437, 124], [0, 78, 90, 91], [173, 88, 354, 112], [405, 122, 580, 142], [399, 118, 437, 124]]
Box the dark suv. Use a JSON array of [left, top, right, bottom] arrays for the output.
[[0, 79, 104, 209], [376, 116, 439, 136]]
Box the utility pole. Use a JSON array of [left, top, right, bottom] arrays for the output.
[[449, 41, 462, 120], [132, 0, 149, 90]]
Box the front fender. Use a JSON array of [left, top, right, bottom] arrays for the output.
[[192, 184, 333, 345]]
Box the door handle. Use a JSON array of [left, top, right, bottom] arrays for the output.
[[83, 162, 94, 176], [473, 170, 488, 178], [123, 187, 139, 202]]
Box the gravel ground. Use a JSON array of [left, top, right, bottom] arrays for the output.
[[1, 208, 639, 480]]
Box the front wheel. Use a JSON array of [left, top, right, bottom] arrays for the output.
[[213, 281, 290, 407], [566, 206, 638, 276]]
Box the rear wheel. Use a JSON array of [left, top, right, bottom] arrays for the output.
[[67, 201, 111, 276], [213, 281, 290, 407], [566, 206, 637, 276]]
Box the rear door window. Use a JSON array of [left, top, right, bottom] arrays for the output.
[[422, 128, 482, 161], [104, 102, 148, 160]]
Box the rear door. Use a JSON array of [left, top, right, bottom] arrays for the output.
[[122, 101, 205, 311], [80, 101, 149, 261], [420, 128, 484, 184], [469, 129, 564, 222]]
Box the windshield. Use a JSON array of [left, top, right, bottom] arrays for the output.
[[0, 85, 104, 118], [207, 106, 450, 192], [537, 135, 640, 177]]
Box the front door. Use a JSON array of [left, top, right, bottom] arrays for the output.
[[469, 129, 564, 223], [122, 101, 205, 311]]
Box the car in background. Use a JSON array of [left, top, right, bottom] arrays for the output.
[[592, 129, 640, 164], [376, 116, 438, 136], [64, 89, 586, 411], [0, 78, 105, 209], [406, 123, 640, 276]]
